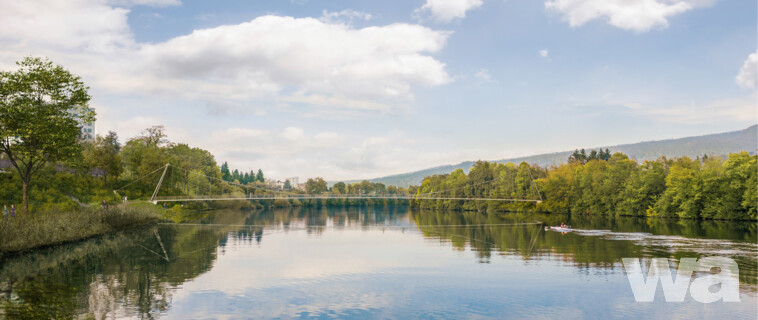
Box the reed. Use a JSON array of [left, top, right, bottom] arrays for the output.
[[0, 205, 160, 253]]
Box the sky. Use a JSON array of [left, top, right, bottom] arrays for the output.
[[0, 0, 755, 181]]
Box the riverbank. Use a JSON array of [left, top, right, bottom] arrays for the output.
[[0, 203, 161, 254]]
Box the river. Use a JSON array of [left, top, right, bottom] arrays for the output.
[[0, 206, 756, 319]]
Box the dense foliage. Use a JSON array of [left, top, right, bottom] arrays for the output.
[[413, 152, 757, 220], [0, 57, 95, 214]]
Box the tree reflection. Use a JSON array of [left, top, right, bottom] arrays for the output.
[[0, 206, 754, 318]]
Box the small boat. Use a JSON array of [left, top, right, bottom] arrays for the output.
[[549, 226, 572, 232]]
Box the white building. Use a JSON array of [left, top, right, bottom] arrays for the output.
[[71, 107, 95, 141]]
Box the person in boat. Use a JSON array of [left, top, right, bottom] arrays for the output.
[[560, 222, 566, 228]]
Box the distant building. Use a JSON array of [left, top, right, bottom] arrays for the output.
[[265, 179, 286, 189], [71, 107, 95, 141], [286, 177, 300, 187]]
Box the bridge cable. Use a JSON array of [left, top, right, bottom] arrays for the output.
[[113, 165, 168, 192]]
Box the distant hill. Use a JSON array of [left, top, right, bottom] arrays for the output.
[[339, 125, 757, 188]]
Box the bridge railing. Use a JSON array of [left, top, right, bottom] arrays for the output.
[[152, 194, 416, 201]]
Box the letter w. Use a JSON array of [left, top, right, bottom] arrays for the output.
[[622, 258, 697, 302]]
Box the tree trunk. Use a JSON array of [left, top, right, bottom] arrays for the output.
[[22, 181, 28, 215]]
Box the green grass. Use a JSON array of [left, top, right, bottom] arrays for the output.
[[0, 205, 161, 253]]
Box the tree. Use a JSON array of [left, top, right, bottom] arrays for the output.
[[256, 169, 264, 182], [305, 177, 327, 194], [82, 131, 122, 185], [332, 181, 346, 194], [220, 162, 231, 181], [283, 180, 292, 190], [137, 125, 170, 147], [0, 57, 94, 214]]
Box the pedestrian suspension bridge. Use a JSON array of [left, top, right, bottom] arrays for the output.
[[114, 163, 543, 205]]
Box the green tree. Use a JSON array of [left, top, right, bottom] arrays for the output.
[[284, 180, 292, 190], [256, 169, 264, 182], [305, 177, 327, 194], [220, 162, 231, 181], [0, 57, 94, 214], [332, 181, 346, 194], [82, 131, 122, 185]]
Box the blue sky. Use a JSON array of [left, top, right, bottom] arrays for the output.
[[0, 0, 755, 180]]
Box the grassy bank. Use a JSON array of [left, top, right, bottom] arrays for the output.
[[0, 204, 161, 254]]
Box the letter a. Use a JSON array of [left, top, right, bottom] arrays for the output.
[[690, 257, 740, 303]]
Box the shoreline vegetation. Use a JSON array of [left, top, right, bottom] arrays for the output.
[[0, 204, 160, 255], [412, 150, 756, 221]]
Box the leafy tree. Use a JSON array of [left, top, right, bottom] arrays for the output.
[[284, 180, 292, 190], [82, 131, 122, 185], [305, 177, 327, 194], [256, 169, 264, 182], [0, 57, 94, 214], [332, 181, 346, 194], [137, 125, 170, 147]]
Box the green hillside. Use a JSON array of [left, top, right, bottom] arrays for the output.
[[343, 125, 757, 188]]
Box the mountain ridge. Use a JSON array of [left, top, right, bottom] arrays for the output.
[[337, 125, 757, 188]]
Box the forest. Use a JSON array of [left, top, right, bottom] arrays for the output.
[[412, 150, 757, 221]]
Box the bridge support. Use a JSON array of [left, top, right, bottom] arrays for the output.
[[150, 163, 170, 204]]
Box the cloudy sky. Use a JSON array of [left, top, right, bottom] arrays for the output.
[[0, 0, 755, 180]]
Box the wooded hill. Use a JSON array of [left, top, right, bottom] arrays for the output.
[[348, 125, 757, 188]]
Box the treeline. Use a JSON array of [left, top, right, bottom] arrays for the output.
[[220, 162, 264, 185], [412, 151, 757, 220], [265, 178, 411, 208]]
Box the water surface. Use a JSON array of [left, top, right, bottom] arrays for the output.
[[0, 206, 756, 319]]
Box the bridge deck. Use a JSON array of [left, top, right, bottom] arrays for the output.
[[152, 195, 541, 203]]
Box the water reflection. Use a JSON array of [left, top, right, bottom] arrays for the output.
[[0, 206, 755, 319]]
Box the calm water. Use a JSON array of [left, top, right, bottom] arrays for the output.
[[0, 206, 756, 319]]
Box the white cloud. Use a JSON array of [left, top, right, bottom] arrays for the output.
[[0, 3, 451, 115], [96, 115, 191, 143], [416, 0, 483, 23], [134, 16, 450, 110], [320, 9, 372, 24], [539, 49, 549, 57], [474, 69, 493, 82], [622, 95, 757, 124], [735, 51, 757, 89], [544, 0, 716, 32], [281, 94, 393, 112], [0, 0, 134, 52]]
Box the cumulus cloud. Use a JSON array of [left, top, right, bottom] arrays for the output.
[[735, 51, 757, 89], [135, 16, 450, 109], [0, 0, 134, 52], [0, 1, 452, 114], [416, 0, 483, 23], [539, 49, 548, 57], [544, 0, 715, 32]]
